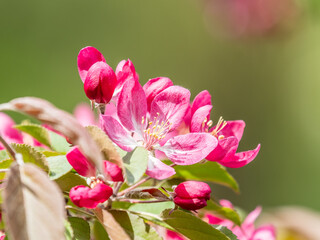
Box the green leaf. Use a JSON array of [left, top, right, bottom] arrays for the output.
[[107, 210, 162, 240], [49, 130, 71, 153], [55, 172, 87, 192], [161, 209, 230, 240], [92, 220, 111, 240], [129, 202, 174, 215], [175, 161, 239, 192], [0, 159, 13, 180], [204, 200, 241, 226], [47, 155, 73, 180], [122, 147, 148, 185], [11, 143, 49, 172], [42, 151, 64, 157], [0, 150, 10, 161], [67, 217, 90, 240], [15, 123, 51, 147], [65, 220, 74, 240], [213, 225, 238, 240]]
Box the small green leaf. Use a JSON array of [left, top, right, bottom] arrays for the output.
[[49, 130, 71, 153], [93, 220, 111, 240], [175, 161, 239, 192], [204, 200, 241, 226], [68, 217, 90, 240], [15, 123, 51, 147], [129, 202, 174, 215], [0, 150, 10, 161], [0, 159, 13, 180], [65, 220, 74, 240], [213, 225, 238, 240], [55, 172, 87, 192], [11, 143, 49, 172], [108, 210, 162, 240], [161, 209, 230, 240], [42, 151, 63, 157], [47, 155, 73, 180], [122, 147, 148, 185]]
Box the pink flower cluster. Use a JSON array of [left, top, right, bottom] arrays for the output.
[[77, 46, 261, 180]]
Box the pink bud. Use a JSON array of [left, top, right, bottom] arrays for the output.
[[174, 181, 211, 210], [66, 147, 96, 177], [84, 61, 117, 104], [69, 183, 113, 209], [103, 160, 124, 182]]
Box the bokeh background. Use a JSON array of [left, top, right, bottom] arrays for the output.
[[1, 0, 320, 213]]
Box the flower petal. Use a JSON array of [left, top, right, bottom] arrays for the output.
[[206, 136, 239, 162], [78, 46, 106, 83], [115, 59, 138, 89], [159, 133, 218, 165], [143, 77, 173, 111], [252, 225, 276, 240], [100, 115, 138, 152], [0, 112, 23, 145], [103, 160, 124, 182], [221, 144, 261, 168], [66, 146, 96, 177], [84, 61, 117, 104], [150, 86, 190, 131], [174, 197, 208, 211], [191, 90, 212, 117], [190, 105, 213, 133], [145, 155, 176, 180], [219, 120, 245, 141], [117, 78, 147, 134], [174, 181, 211, 199], [74, 103, 97, 126]]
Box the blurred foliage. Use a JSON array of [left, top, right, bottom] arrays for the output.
[[1, 0, 320, 213]]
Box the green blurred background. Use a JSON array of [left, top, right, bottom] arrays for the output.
[[1, 0, 320, 212]]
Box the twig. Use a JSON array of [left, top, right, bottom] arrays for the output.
[[0, 135, 17, 161], [116, 198, 171, 204], [113, 182, 123, 197], [65, 205, 95, 218], [118, 176, 151, 196]]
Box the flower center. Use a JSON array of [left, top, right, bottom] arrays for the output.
[[202, 116, 227, 140], [87, 177, 104, 188], [142, 113, 171, 150]]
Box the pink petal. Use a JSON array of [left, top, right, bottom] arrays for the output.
[[117, 78, 147, 134], [150, 86, 190, 131], [221, 144, 261, 168], [0, 112, 23, 144], [206, 136, 239, 162], [190, 105, 213, 133], [145, 155, 176, 180], [74, 103, 97, 126], [191, 90, 212, 117], [103, 160, 124, 182], [143, 77, 173, 111], [84, 61, 117, 104], [166, 230, 186, 240], [219, 199, 234, 209], [174, 197, 208, 211], [243, 206, 262, 230], [115, 59, 138, 89], [175, 181, 211, 199], [219, 120, 245, 141], [66, 147, 96, 177], [252, 225, 276, 240], [100, 115, 138, 152], [159, 133, 218, 165], [78, 46, 106, 83], [69, 183, 113, 209]]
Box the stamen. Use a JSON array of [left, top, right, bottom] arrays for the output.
[[211, 116, 227, 138], [141, 116, 145, 124]]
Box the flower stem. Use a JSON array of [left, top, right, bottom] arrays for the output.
[[0, 135, 17, 161], [65, 205, 95, 218], [118, 177, 151, 196]]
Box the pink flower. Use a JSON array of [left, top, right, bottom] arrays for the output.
[[165, 230, 186, 240], [206, 200, 276, 240], [78, 46, 138, 104], [66, 147, 123, 208], [0, 113, 23, 150], [173, 181, 211, 211], [190, 92, 260, 168], [73, 103, 97, 126], [100, 79, 218, 180]]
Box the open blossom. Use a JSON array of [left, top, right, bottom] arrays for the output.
[[0, 113, 23, 149], [73, 103, 97, 126], [100, 78, 218, 180], [206, 200, 276, 240], [190, 91, 260, 168], [174, 181, 211, 210], [77, 46, 137, 104], [66, 146, 124, 208]]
